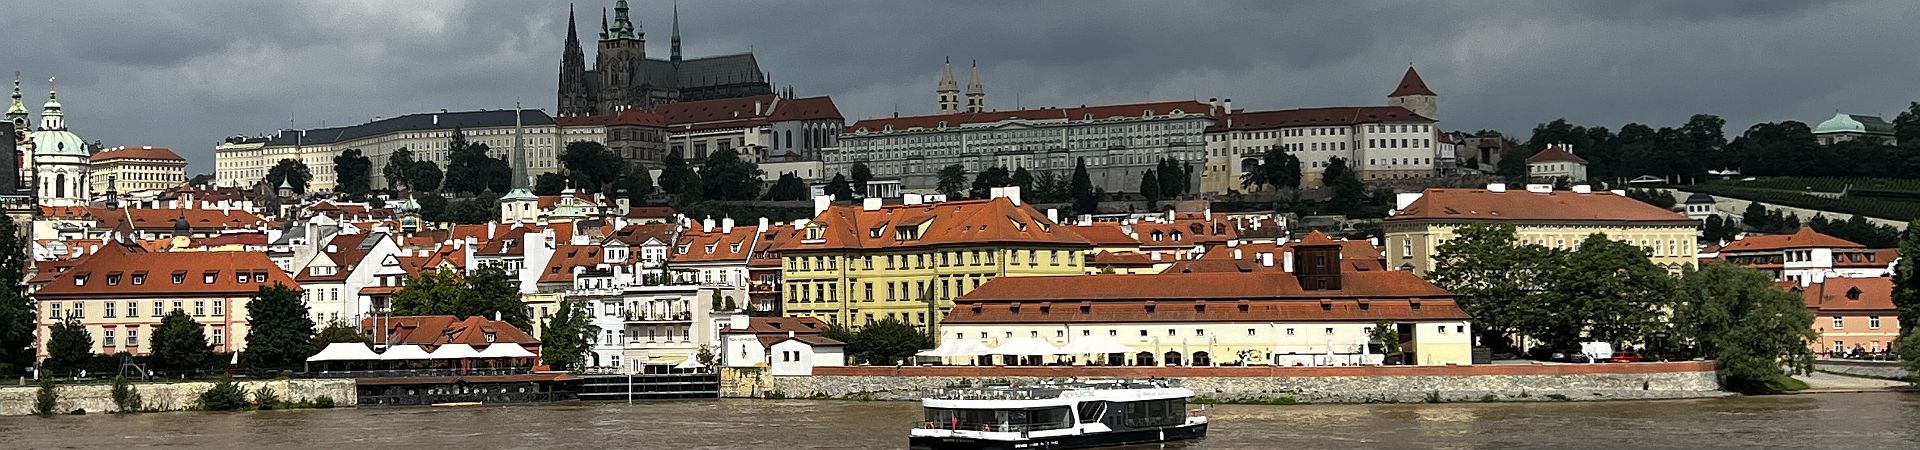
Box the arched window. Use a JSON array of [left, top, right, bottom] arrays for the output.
[[1163, 351, 1183, 366], [1134, 351, 1155, 366], [54, 173, 66, 199]]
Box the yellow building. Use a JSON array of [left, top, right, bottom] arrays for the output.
[[1384, 184, 1700, 275], [943, 239, 1474, 366], [779, 196, 1089, 330], [33, 242, 299, 358]]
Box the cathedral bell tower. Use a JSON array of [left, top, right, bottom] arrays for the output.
[[596, 0, 648, 114], [965, 60, 985, 113], [557, 5, 591, 117], [936, 58, 959, 115]]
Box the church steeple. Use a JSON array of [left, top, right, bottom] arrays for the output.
[[40, 77, 63, 131], [558, 4, 591, 117], [608, 0, 639, 40], [936, 58, 959, 115], [964, 60, 985, 113], [599, 8, 609, 40], [5, 72, 27, 133], [670, 1, 683, 65]]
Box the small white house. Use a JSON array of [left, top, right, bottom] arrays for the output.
[[769, 335, 846, 376], [718, 315, 831, 368]]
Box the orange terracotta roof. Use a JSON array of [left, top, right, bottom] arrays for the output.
[[1130, 219, 1235, 249], [1388, 66, 1436, 97], [35, 244, 299, 298], [1067, 222, 1140, 247], [193, 233, 267, 247], [1090, 251, 1157, 266], [1720, 227, 1864, 252], [943, 297, 1469, 324], [789, 197, 1089, 251], [540, 244, 604, 283], [848, 100, 1212, 134], [361, 315, 540, 348], [766, 96, 843, 121], [1799, 277, 1896, 313], [960, 271, 1449, 303], [89, 146, 184, 163], [672, 226, 758, 263], [1389, 188, 1691, 223], [749, 223, 803, 267]]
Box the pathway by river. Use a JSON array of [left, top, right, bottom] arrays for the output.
[[3, 393, 1916, 449]]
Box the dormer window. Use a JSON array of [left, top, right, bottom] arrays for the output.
[[237, 273, 249, 283], [74, 276, 87, 286], [131, 274, 145, 285], [254, 273, 267, 283], [1847, 287, 1863, 300], [107, 274, 121, 286], [677, 245, 691, 254], [172, 272, 186, 284], [205, 272, 218, 284]]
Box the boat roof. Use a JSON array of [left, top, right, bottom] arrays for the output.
[[925, 379, 1191, 406]]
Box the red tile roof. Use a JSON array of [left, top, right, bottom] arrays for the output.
[[946, 272, 1463, 324], [1799, 277, 1895, 313], [193, 233, 268, 247], [749, 223, 803, 267], [1067, 222, 1140, 247], [540, 244, 604, 283], [960, 271, 1450, 302], [35, 244, 299, 299], [847, 100, 1213, 134], [672, 226, 758, 263], [361, 315, 540, 348], [1168, 239, 1386, 274], [1388, 66, 1436, 97], [1525, 145, 1588, 164], [1130, 219, 1236, 249], [789, 197, 1090, 251], [1720, 227, 1864, 252], [89, 146, 184, 163], [1090, 251, 1157, 266], [1208, 106, 1431, 132], [1389, 188, 1692, 223], [82, 207, 268, 231], [766, 96, 843, 121]]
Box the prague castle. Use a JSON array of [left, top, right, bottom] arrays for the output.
[[557, 1, 773, 116]]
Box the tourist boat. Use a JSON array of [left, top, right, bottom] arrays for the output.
[[908, 379, 1207, 450]]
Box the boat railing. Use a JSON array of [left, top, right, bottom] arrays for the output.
[[913, 420, 1046, 434], [932, 387, 1062, 401]]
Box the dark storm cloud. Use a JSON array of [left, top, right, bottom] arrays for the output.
[[3, 0, 1915, 173]]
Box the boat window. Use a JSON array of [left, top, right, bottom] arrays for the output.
[[1077, 401, 1108, 422], [1122, 399, 1187, 428], [924, 406, 1074, 432]]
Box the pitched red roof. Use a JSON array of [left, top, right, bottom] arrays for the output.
[[672, 226, 758, 263], [1389, 188, 1692, 223], [1090, 251, 1157, 266], [35, 244, 299, 298], [767, 96, 843, 121], [789, 197, 1090, 251], [1130, 219, 1236, 249], [1799, 277, 1895, 313], [540, 244, 604, 283], [193, 233, 268, 247], [361, 315, 540, 348], [847, 100, 1213, 134], [1389, 66, 1436, 97], [959, 271, 1450, 302], [1525, 145, 1588, 164], [1066, 222, 1140, 247], [1209, 106, 1431, 132], [1720, 227, 1864, 252], [46, 207, 268, 230], [89, 146, 185, 163], [946, 271, 1463, 324]]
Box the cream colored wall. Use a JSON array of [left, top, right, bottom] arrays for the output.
[[1813, 313, 1900, 353], [940, 319, 1472, 366], [780, 246, 1086, 330], [39, 294, 256, 357], [1385, 222, 1698, 275]]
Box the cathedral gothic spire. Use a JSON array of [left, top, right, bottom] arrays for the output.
[[670, 1, 683, 65]]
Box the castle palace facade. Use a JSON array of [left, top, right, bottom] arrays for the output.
[[558, 1, 772, 117]]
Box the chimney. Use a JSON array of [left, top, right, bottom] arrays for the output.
[[758, 217, 770, 232], [1151, 251, 1162, 261], [1610, 189, 1627, 196], [1525, 184, 1552, 193], [1204, 208, 1212, 221], [702, 218, 716, 233], [1260, 252, 1274, 267], [754, 101, 763, 116], [1487, 183, 1507, 193], [1223, 98, 1232, 113], [813, 195, 833, 216], [326, 244, 336, 253], [989, 186, 1004, 200], [1046, 208, 1058, 224], [1232, 248, 1243, 260], [1208, 98, 1219, 115], [1572, 184, 1592, 194], [1004, 186, 1021, 205], [1282, 250, 1294, 273], [432, 114, 439, 125], [722, 217, 735, 233], [903, 193, 923, 205], [862, 197, 883, 211]]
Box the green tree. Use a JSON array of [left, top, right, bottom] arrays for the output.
[[439, 193, 501, 225], [43, 319, 92, 376], [188, 173, 215, 186], [1545, 234, 1676, 346], [1703, 215, 1739, 245], [533, 172, 567, 195], [539, 300, 599, 371], [1899, 332, 1920, 385], [1156, 158, 1185, 198], [561, 140, 624, 192], [659, 150, 693, 195], [850, 162, 874, 198], [151, 309, 214, 373], [241, 284, 316, 376], [1011, 167, 1035, 195], [1241, 147, 1301, 191], [33, 376, 55, 416], [111, 375, 142, 412], [0, 217, 34, 375], [389, 269, 465, 317], [408, 160, 443, 192], [391, 267, 529, 329], [969, 166, 1012, 199], [763, 173, 811, 201], [1322, 156, 1366, 213], [848, 318, 933, 365], [699, 148, 765, 201], [614, 166, 655, 201], [1426, 224, 1560, 353], [332, 149, 373, 195], [936, 165, 967, 198], [264, 159, 312, 194], [198, 377, 251, 411], [312, 322, 369, 346], [673, 171, 706, 205], [1895, 101, 1920, 152], [1030, 170, 1069, 203], [1895, 220, 1920, 337], [1070, 158, 1097, 214], [1138, 168, 1162, 209], [824, 173, 854, 199], [384, 147, 415, 190], [1369, 321, 1401, 355], [1672, 263, 1815, 394]]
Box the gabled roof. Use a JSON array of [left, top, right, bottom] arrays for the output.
[[1799, 277, 1895, 313], [1388, 66, 1436, 97], [36, 244, 299, 298], [361, 315, 540, 347], [672, 225, 759, 263], [606, 222, 678, 247], [945, 271, 1464, 324], [767, 96, 843, 121], [1066, 222, 1140, 247], [89, 146, 185, 163], [847, 100, 1212, 134], [1526, 145, 1588, 164], [1389, 188, 1692, 223], [540, 244, 604, 283], [1719, 227, 1865, 252], [1167, 238, 1386, 274]]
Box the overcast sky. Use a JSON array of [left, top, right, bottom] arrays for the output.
[[5, 0, 1916, 174]]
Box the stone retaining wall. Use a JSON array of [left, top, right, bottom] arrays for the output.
[[765, 362, 1725, 403], [0, 378, 357, 416], [1815, 360, 1911, 381]]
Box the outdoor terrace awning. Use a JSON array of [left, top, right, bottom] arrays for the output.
[[378, 344, 433, 361], [477, 344, 537, 358], [917, 339, 990, 357], [986, 337, 1067, 356], [429, 343, 483, 359], [307, 342, 380, 362]]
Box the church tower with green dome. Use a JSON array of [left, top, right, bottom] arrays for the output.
[[5, 73, 28, 134], [27, 77, 93, 208]]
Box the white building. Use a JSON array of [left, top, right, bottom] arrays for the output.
[[1200, 67, 1441, 193], [573, 283, 743, 372], [89, 146, 187, 197], [215, 109, 562, 192], [718, 315, 833, 368], [658, 94, 844, 182], [1525, 144, 1588, 183], [1708, 227, 1897, 286], [769, 336, 845, 376], [22, 80, 92, 207]]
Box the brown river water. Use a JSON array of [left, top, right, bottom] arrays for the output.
[[2, 393, 1916, 449]]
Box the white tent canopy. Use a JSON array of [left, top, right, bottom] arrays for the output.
[[477, 344, 537, 358], [1059, 335, 1137, 355], [307, 342, 381, 362], [379, 344, 433, 361], [987, 337, 1068, 356], [674, 357, 707, 370], [429, 343, 483, 360], [917, 339, 991, 357]]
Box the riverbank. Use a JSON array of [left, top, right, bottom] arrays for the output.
[[754, 361, 1729, 404], [0, 378, 355, 416]]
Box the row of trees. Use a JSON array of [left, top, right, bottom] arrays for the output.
[[1429, 224, 1816, 393], [1503, 102, 1920, 181], [821, 318, 935, 365], [40, 284, 368, 378]]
